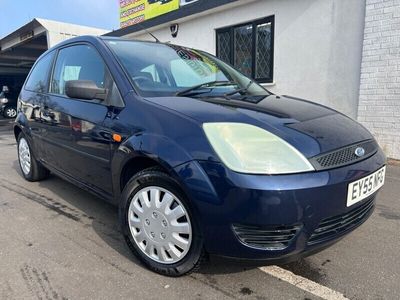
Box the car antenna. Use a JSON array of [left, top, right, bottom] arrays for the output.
[[137, 23, 161, 43]]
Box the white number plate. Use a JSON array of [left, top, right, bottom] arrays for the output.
[[347, 166, 386, 207]]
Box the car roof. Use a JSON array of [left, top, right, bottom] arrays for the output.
[[50, 35, 175, 51], [35, 35, 176, 65], [35, 35, 204, 71], [47, 35, 103, 50]]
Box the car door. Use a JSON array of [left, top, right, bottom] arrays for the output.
[[18, 51, 55, 157], [42, 44, 117, 197]]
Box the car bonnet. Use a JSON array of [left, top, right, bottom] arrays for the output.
[[144, 95, 373, 158]]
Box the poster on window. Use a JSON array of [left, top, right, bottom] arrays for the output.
[[120, 0, 180, 28]]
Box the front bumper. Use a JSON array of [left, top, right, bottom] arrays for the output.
[[173, 148, 386, 260]]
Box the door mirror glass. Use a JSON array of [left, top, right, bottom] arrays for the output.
[[65, 80, 107, 101]]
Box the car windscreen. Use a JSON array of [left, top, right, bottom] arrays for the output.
[[105, 39, 270, 99]]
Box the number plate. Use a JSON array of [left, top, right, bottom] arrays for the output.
[[347, 166, 386, 207]]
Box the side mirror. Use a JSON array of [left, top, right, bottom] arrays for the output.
[[65, 80, 107, 101]]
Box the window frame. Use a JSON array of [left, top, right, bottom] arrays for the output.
[[23, 50, 56, 94], [48, 42, 125, 108], [216, 15, 275, 83]]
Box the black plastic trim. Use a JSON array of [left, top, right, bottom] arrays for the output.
[[309, 140, 378, 171], [308, 196, 376, 245]]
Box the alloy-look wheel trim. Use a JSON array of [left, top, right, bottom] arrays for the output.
[[5, 108, 17, 118], [128, 186, 192, 264], [18, 138, 31, 175]]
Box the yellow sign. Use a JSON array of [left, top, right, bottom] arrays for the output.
[[120, 0, 179, 28]]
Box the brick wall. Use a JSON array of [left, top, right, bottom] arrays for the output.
[[358, 0, 400, 159]]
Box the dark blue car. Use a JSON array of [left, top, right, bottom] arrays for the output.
[[14, 36, 386, 276]]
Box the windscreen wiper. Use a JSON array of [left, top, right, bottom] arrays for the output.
[[224, 80, 254, 97], [175, 80, 236, 97]]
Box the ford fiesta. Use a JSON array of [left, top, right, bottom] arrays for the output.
[[14, 36, 386, 276]]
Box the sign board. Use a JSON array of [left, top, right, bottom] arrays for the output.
[[120, 0, 180, 28]]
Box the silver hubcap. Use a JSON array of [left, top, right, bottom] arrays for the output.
[[18, 138, 31, 175], [6, 108, 16, 118], [128, 186, 192, 264]]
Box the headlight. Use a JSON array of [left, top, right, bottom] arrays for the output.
[[0, 98, 8, 104], [203, 122, 315, 174]]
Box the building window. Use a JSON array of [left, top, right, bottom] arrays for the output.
[[216, 16, 274, 83]]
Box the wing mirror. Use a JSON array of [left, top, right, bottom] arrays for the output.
[[65, 80, 107, 101]]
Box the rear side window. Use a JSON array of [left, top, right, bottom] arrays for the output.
[[51, 44, 106, 95], [25, 52, 54, 93]]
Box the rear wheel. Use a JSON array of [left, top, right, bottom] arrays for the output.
[[120, 167, 206, 276], [3, 106, 17, 118], [17, 133, 49, 181]]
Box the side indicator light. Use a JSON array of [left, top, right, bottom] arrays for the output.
[[113, 134, 122, 143]]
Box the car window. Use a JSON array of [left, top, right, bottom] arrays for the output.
[[106, 40, 270, 98], [50, 44, 124, 107], [25, 51, 54, 93], [51, 44, 106, 95], [141, 64, 160, 83], [170, 59, 223, 87]]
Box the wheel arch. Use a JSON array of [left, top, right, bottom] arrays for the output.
[[119, 156, 170, 194], [14, 112, 30, 140], [111, 133, 194, 203], [112, 134, 211, 249], [13, 125, 22, 141]]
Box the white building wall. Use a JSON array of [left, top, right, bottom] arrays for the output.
[[358, 0, 400, 160], [36, 19, 108, 48], [126, 0, 366, 118]]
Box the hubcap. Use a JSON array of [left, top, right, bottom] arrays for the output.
[[18, 138, 31, 175], [128, 186, 192, 264], [6, 108, 16, 118]]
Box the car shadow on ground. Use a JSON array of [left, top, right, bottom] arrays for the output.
[[11, 159, 258, 275]]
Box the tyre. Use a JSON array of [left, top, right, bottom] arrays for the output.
[[17, 133, 50, 182], [120, 167, 206, 276], [3, 106, 17, 118]]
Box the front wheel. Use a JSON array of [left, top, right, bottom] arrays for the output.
[[3, 106, 17, 118], [120, 167, 206, 276]]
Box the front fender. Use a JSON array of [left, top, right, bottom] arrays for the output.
[[112, 133, 223, 239], [111, 133, 194, 201]]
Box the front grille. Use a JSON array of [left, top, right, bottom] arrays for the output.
[[310, 140, 378, 171], [308, 197, 375, 245], [233, 224, 301, 250]]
